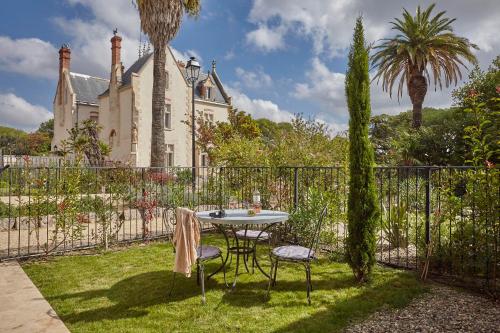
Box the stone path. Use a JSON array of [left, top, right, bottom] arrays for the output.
[[0, 261, 69, 333]]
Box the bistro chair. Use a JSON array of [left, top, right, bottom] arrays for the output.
[[267, 206, 328, 305], [235, 228, 270, 273], [166, 207, 227, 304]]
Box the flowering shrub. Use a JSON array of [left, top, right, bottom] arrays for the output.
[[147, 171, 176, 185], [134, 190, 158, 239]]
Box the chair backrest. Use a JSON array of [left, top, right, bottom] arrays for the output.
[[307, 206, 328, 258], [172, 207, 204, 256]]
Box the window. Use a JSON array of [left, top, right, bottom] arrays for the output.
[[201, 153, 209, 167], [203, 111, 214, 125], [164, 104, 172, 129], [109, 130, 116, 147], [90, 112, 98, 122], [165, 71, 169, 90], [206, 87, 212, 99], [166, 144, 174, 167]]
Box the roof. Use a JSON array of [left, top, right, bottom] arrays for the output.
[[70, 72, 109, 105], [100, 53, 152, 96], [93, 48, 230, 105], [181, 69, 228, 104], [122, 53, 152, 85]]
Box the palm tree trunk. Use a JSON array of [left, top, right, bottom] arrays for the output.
[[408, 71, 427, 129], [150, 44, 167, 167]]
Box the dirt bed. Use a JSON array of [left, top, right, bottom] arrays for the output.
[[345, 284, 500, 333]]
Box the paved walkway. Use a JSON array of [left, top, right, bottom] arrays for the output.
[[0, 261, 69, 333]]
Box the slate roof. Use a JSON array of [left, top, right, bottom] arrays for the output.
[[112, 51, 229, 104], [121, 53, 152, 85], [70, 73, 109, 105]]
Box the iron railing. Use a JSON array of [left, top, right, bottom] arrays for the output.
[[0, 165, 497, 294]]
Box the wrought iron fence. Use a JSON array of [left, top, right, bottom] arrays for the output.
[[0, 165, 498, 294]]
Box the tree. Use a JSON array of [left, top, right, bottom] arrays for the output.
[[370, 108, 467, 165], [196, 109, 348, 167], [37, 119, 54, 139], [136, 0, 200, 167], [371, 4, 477, 129], [61, 120, 110, 166], [345, 17, 379, 282]]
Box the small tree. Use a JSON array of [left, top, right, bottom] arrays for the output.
[[345, 17, 379, 282]]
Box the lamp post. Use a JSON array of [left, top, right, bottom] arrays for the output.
[[185, 56, 201, 190]]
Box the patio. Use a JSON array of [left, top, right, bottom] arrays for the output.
[[22, 236, 428, 333]]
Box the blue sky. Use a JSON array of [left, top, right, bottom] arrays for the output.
[[0, 0, 499, 132]]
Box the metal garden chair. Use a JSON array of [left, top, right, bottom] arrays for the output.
[[165, 207, 227, 304], [267, 206, 328, 305]]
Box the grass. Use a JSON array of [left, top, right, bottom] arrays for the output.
[[23, 235, 428, 333]]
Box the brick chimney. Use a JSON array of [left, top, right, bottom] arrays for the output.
[[59, 44, 71, 76], [58, 44, 71, 105], [110, 29, 122, 83], [111, 33, 122, 66]]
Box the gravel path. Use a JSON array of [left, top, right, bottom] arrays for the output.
[[345, 284, 500, 333]]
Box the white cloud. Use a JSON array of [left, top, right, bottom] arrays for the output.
[[50, 0, 143, 78], [235, 67, 272, 89], [224, 49, 235, 60], [247, 0, 500, 64], [226, 86, 293, 123], [292, 57, 453, 127], [170, 48, 203, 65], [293, 57, 346, 116], [0, 93, 52, 131], [246, 24, 285, 52], [0, 36, 58, 79]]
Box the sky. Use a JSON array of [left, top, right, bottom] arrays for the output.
[[0, 0, 499, 133]]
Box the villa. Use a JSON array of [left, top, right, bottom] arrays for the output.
[[52, 32, 232, 167]]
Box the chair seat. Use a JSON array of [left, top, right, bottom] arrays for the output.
[[235, 229, 269, 240], [197, 245, 222, 260], [271, 245, 314, 261]]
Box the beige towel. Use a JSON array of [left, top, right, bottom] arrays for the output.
[[173, 207, 200, 277]]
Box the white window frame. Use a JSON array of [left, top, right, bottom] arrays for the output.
[[203, 110, 214, 125], [164, 104, 172, 130], [166, 144, 174, 167]]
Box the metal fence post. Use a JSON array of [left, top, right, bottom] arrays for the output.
[[293, 167, 299, 209], [219, 167, 224, 210], [425, 168, 432, 246]]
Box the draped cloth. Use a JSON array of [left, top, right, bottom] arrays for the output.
[[173, 207, 200, 277]]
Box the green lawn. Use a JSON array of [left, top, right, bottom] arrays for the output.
[[23, 236, 428, 333]]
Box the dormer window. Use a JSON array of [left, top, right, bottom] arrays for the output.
[[206, 87, 212, 99]]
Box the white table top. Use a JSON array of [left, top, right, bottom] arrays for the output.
[[196, 209, 289, 225]]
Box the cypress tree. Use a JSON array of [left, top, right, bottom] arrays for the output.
[[345, 17, 379, 282]]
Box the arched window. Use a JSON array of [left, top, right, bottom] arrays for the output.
[[109, 129, 116, 146]]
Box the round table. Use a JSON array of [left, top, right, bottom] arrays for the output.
[[196, 209, 289, 289]]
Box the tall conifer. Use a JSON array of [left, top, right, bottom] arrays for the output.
[[345, 17, 379, 282]]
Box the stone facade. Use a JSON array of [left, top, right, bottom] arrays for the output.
[[52, 33, 231, 167]]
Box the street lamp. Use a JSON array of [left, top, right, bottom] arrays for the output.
[[185, 56, 201, 190]]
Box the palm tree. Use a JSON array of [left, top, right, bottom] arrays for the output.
[[136, 0, 200, 167], [371, 4, 477, 129]]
